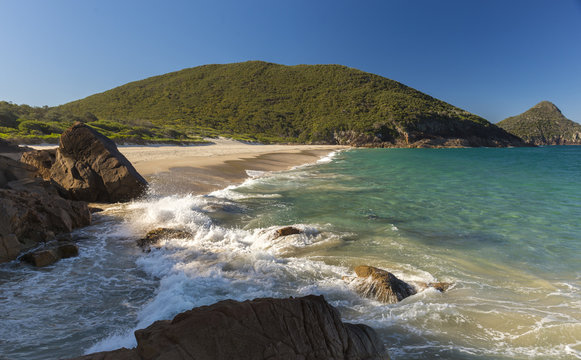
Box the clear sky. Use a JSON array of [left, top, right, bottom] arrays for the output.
[[1, 0, 580, 123]]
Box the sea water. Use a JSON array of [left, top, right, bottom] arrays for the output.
[[1, 146, 580, 359]]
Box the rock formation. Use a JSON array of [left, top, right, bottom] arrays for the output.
[[49, 122, 148, 202], [497, 101, 581, 145], [71, 295, 388, 360], [0, 155, 91, 264]]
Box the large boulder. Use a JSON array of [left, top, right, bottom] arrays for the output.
[[50, 122, 147, 202], [71, 295, 389, 360]]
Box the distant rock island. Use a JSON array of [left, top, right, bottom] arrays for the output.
[[1, 61, 525, 148], [497, 101, 581, 145]]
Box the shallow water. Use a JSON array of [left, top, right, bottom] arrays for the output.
[[1, 146, 580, 359]]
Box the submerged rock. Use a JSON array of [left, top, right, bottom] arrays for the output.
[[21, 249, 60, 267], [350, 265, 417, 303], [21, 243, 80, 267], [274, 226, 302, 238], [71, 295, 389, 360], [137, 228, 192, 251], [49, 122, 148, 202]]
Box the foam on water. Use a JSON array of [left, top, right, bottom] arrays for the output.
[[86, 192, 375, 353]]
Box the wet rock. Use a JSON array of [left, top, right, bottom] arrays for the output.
[[0, 188, 91, 263], [21, 249, 59, 267], [50, 122, 148, 202], [20, 149, 56, 180], [275, 226, 302, 238], [350, 265, 417, 303], [71, 295, 389, 360], [57, 243, 79, 258], [137, 228, 192, 251], [0, 234, 21, 263]]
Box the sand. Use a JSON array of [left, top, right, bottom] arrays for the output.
[[32, 138, 345, 194]]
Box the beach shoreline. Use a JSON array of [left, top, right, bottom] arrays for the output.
[[31, 138, 347, 195]]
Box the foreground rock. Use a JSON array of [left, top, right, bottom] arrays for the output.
[[49, 122, 148, 202], [71, 295, 388, 360], [137, 228, 192, 251], [0, 155, 91, 263]]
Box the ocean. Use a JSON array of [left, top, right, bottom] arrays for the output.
[[1, 146, 580, 359]]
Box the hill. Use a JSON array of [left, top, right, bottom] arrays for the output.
[[497, 101, 581, 145], [2, 61, 525, 147]]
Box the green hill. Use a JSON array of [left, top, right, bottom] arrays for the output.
[[497, 101, 581, 145], [2, 61, 524, 147]]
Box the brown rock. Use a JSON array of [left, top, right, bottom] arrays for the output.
[[20, 149, 56, 180], [137, 228, 191, 251], [0, 234, 21, 263], [352, 265, 417, 303], [21, 249, 59, 267], [57, 243, 80, 258], [0, 154, 91, 264], [71, 295, 388, 360], [50, 122, 148, 202], [275, 226, 302, 238], [0, 155, 38, 188], [0, 188, 91, 262]]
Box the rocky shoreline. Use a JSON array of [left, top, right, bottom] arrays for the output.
[[1, 125, 453, 359], [0, 123, 147, 265]]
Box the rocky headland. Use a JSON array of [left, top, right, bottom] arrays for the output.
[[497, 101, 581, 145]]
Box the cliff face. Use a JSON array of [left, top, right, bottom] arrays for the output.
[[497, 101, 581, 145]]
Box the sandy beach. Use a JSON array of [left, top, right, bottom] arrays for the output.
[[33, 138, 345, 194]]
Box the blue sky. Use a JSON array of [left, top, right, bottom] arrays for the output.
[[0, 0, 580, 123]]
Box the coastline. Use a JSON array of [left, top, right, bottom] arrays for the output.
[[33, 138, 347, 195]]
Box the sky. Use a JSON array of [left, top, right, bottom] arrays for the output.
[[0, 0, 580, 123]]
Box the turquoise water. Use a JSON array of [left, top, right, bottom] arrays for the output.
[[1, 146, 580, 359]]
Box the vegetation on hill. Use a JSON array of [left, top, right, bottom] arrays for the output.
[[0, 101, 206, 144], [497, 101, 581, 145], [2, 61, 524, 146]]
